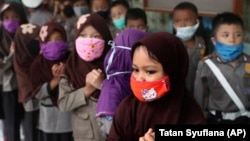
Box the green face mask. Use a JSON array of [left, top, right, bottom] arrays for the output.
[[113, 17, 125, 30]]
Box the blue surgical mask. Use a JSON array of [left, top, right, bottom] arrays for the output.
[[73, 6, 89, 17], [215, 41, 244, 62], [175, 21, 199, 41], [113, 17, 125, 30]]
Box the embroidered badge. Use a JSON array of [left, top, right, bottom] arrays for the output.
[[245, 63, 250, 74], [77, 14, 90, 29], [20, 24, 36, 34], [39, 25, 48, 42], [1, 4, 10, 13]]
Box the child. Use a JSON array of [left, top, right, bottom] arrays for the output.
[[21, 0, 52, 26], [194, 12, 250, 124], [73, 0, 90, 18], [91, 0, 110, 19], [13, 23, 40, 141], [96, 29, 147, 136], [107, 32, 206, 141], [60, 4, 78, 51], [110, 0, 130, 34], [172, 2, 206, 95], [58, 13, 112, 141], [0, 2, 28, 141], [125, 8, 148, 32], [30, 22, 73, 141]]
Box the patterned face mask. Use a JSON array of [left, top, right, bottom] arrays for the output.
[[130, 75, 170, 102], [75, 37, 105, 62]]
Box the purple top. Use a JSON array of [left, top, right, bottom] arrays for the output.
[[96, 29, 147, 117]]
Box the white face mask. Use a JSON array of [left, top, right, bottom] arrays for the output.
[[175, 21, 200, 41], [73, 6, 89, 17]]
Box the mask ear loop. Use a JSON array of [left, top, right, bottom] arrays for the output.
[[105, 40, 116, 79], [105, 40, 132, 79]]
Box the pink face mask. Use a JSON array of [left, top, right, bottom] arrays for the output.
[[75, 37, 105, 62]]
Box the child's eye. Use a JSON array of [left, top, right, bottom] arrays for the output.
[[185, 19, 191, 23], [132, 68, 139, 73], [93, 35, 101, 39], [79, 34, 86, 37], [174, 20, 180, 24], [235, 33, 242, 37], [146, 70, 156, 75], [222, 34, 229, 38]]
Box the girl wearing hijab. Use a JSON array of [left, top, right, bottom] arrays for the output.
[[58, 13, 112, 141], [13, 23, 41, 141], [30, 22, 73, 141], [0, 2, 28, 141], [107, 32, 206, 141], [96, 29, 147, 136]]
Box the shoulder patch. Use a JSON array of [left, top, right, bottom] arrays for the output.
[[199, 47, 206, 58], [245, 63, 250, 74], [201, 55, 211, 61]]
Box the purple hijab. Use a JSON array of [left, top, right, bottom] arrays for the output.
[[96, 29, 147, 116]]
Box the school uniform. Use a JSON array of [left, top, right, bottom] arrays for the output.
[[194, 52, 250, 123], [29, 22, 74, 141], [35, 83, 73, 141], [185, 36, 206, 95], [58, 75, 105, 141], [0, 52, 24, 141]]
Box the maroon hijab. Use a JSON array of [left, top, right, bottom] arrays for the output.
[[0, 2, 28, 57], [64, 13, 112, 100], [107, 32, 205, 141], [30, 22, 69, 105], [13, 23, 40, 103]]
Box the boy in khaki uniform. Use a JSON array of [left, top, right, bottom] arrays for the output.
[[172, 2, 206, 96], [194, 12, 250, 124]]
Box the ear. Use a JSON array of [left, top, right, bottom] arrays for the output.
[[211, 37, 216, 46]]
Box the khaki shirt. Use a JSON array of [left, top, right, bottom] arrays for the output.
[[58, 75, 105, 141], [194, 52, 250, 113]]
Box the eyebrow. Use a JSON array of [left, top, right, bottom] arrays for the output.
[[132, 64, 158, 69]]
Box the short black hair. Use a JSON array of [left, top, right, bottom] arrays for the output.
[[125, 8, 147, 25], [172, 2, 198, 16], [211, 12, 243, 36], [110, 0, 129, 10], [63, 4, 75, 18]]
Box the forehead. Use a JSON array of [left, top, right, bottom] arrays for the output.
[[92, 0, 108, 6], [49, 31, 62, 38], [215, 24, 243, 33], [173, 9, 197, 19], [133, 46, 160, 65], [111, 4, 127, 12], [2, 9, 17, 16], [80, 25, 99, 33], [126, 19, 145, 26]]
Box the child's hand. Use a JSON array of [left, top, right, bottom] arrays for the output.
[[88, 69, 104, 90], [84, 71, 97, 97], [51, 62, 65, 79], [139, 128, 155, 141], [10, 42, 15, 54]]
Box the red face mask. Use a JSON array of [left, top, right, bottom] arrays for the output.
[[130, 75, 170, 102]]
